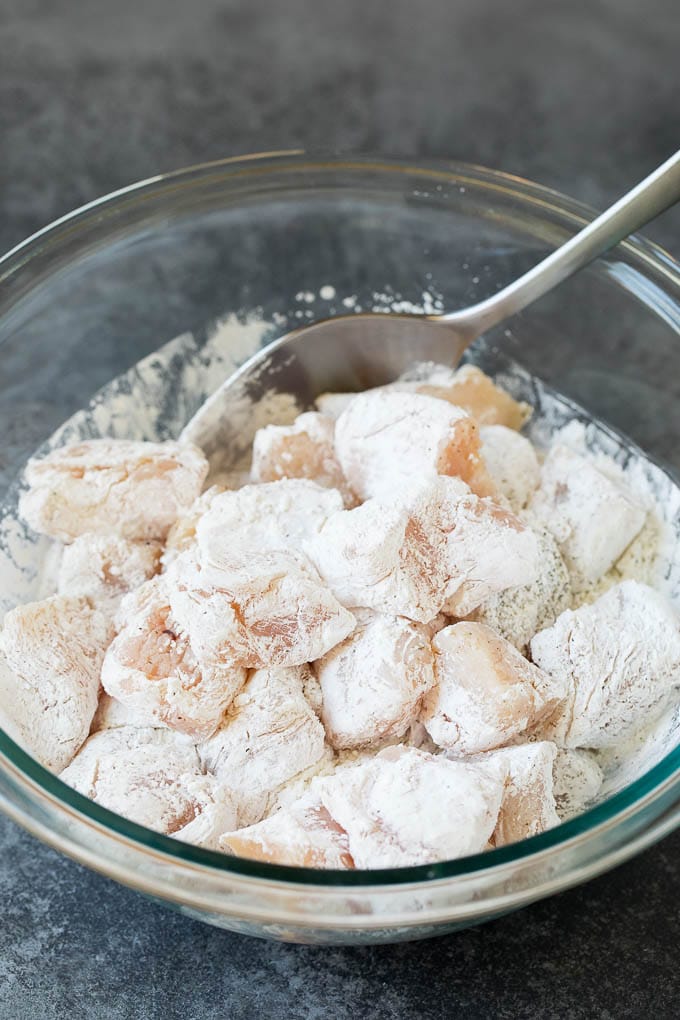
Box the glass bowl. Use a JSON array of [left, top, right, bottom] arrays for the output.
[[1, 153, 679, 945]]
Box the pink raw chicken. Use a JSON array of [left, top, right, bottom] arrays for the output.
[[334, 390, 495, 502], [251, 412, 354, 505], [198, 665, 328, 826], [20, 438, 209, 542], [421, 622, 565, 754], [0, 595, 114, 772], [307, 477, 538, 623], [473, 741, 560, 847], [530, 580, 680, 749], [416, 364, 531, 430], [315, 611, 436, 750], [314, 745, 505, 868], [220, 790, 354, 868], [61, 726, 236, 849], [167, 547, 355, 671], [101, 575, 247, 740], [58, 534, 162, 611]]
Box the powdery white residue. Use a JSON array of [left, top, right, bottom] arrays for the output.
[[319, 286, 336, 301]]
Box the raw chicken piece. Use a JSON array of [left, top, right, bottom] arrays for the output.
[[196, 479, 344, 568], [308, 477, 538, 623], [220, 791, 354, 868], [167, 548, 355, 670], [315, 611, 436, 750], [475, 741, 560, 846], [198, 666, 328, 826], [421, 622, 565, 754], [306, 496, 449, 623], [479, 425, 540, 512], [528, 444, 646, 587], [163, 484, 226, 561], [20, 439, 208, 542], [412, 478, 540, 617], [90, 691, 175, 733], [0, 595, 114, 772], [315, 745, 504, 867], [416, 365, 531, 429], [334, 390, 494, 501], [251, 412, 354, 505], [58, 534, 162, 611], [552, 748, 603, 821], [101, 575, 247, 740], [474, 523, 572, 651], [530, 580, 680, 749], [61, 727, 236, 849], [315, 392, 355, 419]]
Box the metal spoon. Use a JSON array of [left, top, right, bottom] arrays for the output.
[[183, 151, 680, 465]]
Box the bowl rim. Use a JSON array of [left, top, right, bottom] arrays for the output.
[[1, 150, 679, 894]]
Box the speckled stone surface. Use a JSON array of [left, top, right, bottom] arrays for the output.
[[1, 1, 679, 1017]]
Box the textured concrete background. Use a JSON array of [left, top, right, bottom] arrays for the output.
[[1, 0, 679, 1017]]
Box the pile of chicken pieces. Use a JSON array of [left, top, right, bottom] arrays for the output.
[[2, 364, 679, 869]]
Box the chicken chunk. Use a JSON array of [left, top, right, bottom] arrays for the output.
[[314, 745, 505, 868], [198, 666, 328, 827], [315, 611, 436, 750], [58, 534, 162, 611], [417, 365, 532, 429], [163, 484, 226, 562], [530, 580, 680, 749], [413, 478, 541, 617], [421, 622, 566, 754], [528, 445, 646, 588], [251, 412, 354, 504], [0, 595, 114, 772], [479, 425, 540, 512], [60, 727, 236, 849], [475, 741, 560, 846], [552, 748, 603, 821], [334, 390, 493, 501], [474, 523, 572, 651], [20, 439, 209, 542], [220, 791, 354, 868], [101, 575, 247, 740], [167, 548, 355, 670], [306, 496, 448, 623]]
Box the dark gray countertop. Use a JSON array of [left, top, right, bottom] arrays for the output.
[[1, 1, 679, 1017]]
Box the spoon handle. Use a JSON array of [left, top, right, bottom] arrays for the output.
[[445, 149, 680, 336]]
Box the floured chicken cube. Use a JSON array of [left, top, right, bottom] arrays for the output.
[[220, 790, 354, 868], [20, 439, 209, 542], [58, 534, 162, 611], [163, 484, 226, 562], [334, 390, 495, 501], [196, 479, 344, 569], [61, 727, 236, 849], [308, 477, 538, 623], [315, 392, 355, 419], [413, 478, 541, 617], [417, 364, 532, 430], [475, 741, 560, 847], [306, 495, 450, 623], [530, 580, 680, 749], [315, 611, 435, 750], [421, 622, 565, 754], [528, 444, 646, 588], [90, 691, 175, 733], [198, 666, 328, 826], [552, 748, 603, 821], [314, 746, 504, 867], [0, 595, 114, 772], [479, 425, 540, 512], [474, 524, 572, 651], [167, 548, 355, 670], [101, 575, 247, 739], [251, 412, 354, 505]]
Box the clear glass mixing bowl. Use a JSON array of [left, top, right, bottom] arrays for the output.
[[1, 153, 679, 944]]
